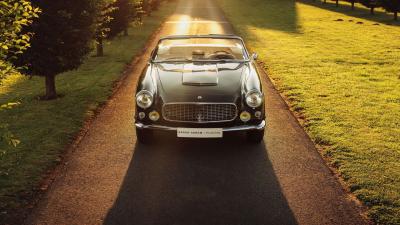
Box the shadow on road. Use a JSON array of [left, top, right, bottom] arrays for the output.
[[103, 134, 298, 225]]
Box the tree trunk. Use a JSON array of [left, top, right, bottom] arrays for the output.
[[123, 28, 128, 36], [324, 0, 326, 3], [45, 75, 57, 100], [96, 37, 104, 57], [395, 12, 398, 21], [351, 1, 354, 10], [336, 0, 339, 7], [370, 7, 374, 15]]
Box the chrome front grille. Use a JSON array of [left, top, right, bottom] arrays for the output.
[[162, 103, 237, 123]]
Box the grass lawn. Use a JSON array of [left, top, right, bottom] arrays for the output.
[[0, 2, 176, 222], [217, 0, 400, 224]]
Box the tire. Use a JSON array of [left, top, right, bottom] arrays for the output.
[[246, 129, 265, 143], [136, 128, 153, 144]]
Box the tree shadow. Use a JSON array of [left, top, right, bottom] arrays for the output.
[[228, 0, 300, 33], [103, 134, 298, 225], [300, 0, 400, 25]]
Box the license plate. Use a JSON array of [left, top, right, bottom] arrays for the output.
[[177, 128, 223, 138]]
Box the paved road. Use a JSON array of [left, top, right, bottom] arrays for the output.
[[26, 0, 368, 224]]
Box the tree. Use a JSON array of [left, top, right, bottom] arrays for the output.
[[108, 0, 136, 37], [335, 0, 339, 7], [142, 0, 151, 15], [143, 0, 160, 15], [134, 0, 146, 23], [95, 0, 117, 57], [359, 0, 382, 14], [149, 0, 161, 11], [381, 0, 400, 20], [0, 0, 40, 82], [18, 0, 98, 99], [345, 0, 358, 10]]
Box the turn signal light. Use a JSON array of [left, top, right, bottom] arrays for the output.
[[240, 111, 251, 122], [149, 111, 160, 121]]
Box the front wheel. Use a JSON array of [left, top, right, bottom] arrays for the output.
[[246, 129, 265, 143], [136, 128, 153, 144]]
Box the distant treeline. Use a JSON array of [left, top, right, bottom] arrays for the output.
[[317, 0, 399, 20]]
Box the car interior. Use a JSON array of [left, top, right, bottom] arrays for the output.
[[155, 39, 247, 61]]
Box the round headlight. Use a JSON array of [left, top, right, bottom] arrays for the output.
[[136, 90, 153, 109], [245, 91, 263, 108]]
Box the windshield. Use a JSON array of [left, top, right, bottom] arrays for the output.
[[153, 38, 248, 62]]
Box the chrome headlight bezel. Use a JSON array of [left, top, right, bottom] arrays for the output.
[[245, 90, 263, 108], [136, 90, 154, 109]]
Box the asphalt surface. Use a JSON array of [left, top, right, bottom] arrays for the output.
[[26, 0, 368, 224]]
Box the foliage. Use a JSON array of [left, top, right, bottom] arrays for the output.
[[18, 0, 98, 99], [218, 0, 400, 223], [0, 103, 21, 159], [108, 0, 142, 37], [0, 0, 40, 82], [95, 0, 117, 56], [143, 0, 161, 15], [135, 0, 146, 22]]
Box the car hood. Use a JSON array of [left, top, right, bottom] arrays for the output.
[[154, 62, 246, 103]]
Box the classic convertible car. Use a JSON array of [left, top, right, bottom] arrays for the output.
[[135, 34, 265, 143]]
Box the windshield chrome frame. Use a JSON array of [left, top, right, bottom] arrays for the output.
[[150, 35, 251, 63]]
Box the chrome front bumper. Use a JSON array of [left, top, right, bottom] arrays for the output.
[[135, 120, 266, 132]]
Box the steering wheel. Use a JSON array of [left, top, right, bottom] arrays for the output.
[[209, 50, 236, 60]]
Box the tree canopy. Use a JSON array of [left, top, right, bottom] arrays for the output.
[[19, 0, 98, 99], [108, 0, 138, 37]]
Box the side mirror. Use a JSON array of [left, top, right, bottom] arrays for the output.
[[251, 53, 258, 60]]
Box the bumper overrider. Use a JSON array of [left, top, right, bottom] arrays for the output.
[[135, 120, 266, 132]]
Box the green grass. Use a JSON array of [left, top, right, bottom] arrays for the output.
[[0, 2, 176, 221], [217, 0, 400, 224]]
